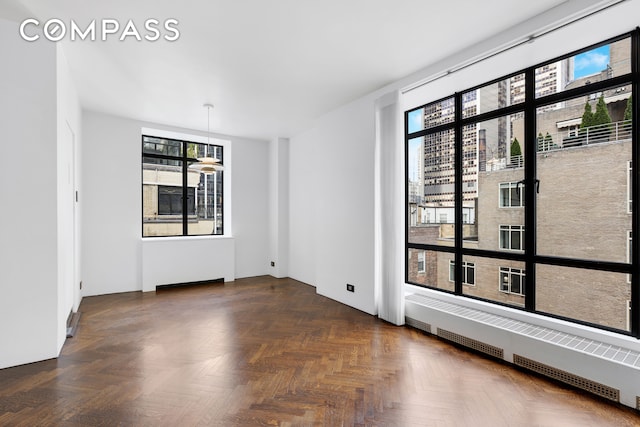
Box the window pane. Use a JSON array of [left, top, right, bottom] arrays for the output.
[[464, 113, 524, 249], [408, 97, 455, 134], [408, 131, 456, 247], [511, 273, 522, 294], [499, 228, 509, 249], [462, 73, 525, 119], [143, 157, 184, 237], [511, 184, 522, 207], [466, 263, 475, 285], [142, 136, 182, 157], [408, 249, 453, 292], [536, 89, 632, 262], [417, 252, 425, 273], [186, 142, 224, 163], [499, 271, 509, 292], [536, 265, 631, 331], [511, 228, 521, 250], [187, 170, 221, 236], [462, 256, 525, 307], [535, 37, 631, 99], [187, 143, 224, 236], [499, 184, 509, 207], [537, 88, 632, 152], [424, 129, 456, 203]]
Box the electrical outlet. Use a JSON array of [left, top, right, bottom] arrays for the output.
[[346, 284, 354, 292], [270, 261, 275, 267]]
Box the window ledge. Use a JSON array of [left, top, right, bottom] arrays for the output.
[[405, 283, 639, 351], [142, 234, 233, 242]]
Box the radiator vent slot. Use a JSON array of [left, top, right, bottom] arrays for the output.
[[637, 396, 640, 411], [437, 328, 504, 359], [405, 317, 431, 334], [513, 354, 620, 402]]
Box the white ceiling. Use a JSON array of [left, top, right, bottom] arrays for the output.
[[2, 0, 612, 140]]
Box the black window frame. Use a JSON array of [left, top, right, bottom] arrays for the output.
[[405, 30, 640, 338], [142, 135, 224, 237]]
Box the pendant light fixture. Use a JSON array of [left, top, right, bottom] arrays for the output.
[[190, 103, 224, 174]]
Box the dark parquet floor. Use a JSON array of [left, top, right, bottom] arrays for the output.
[[1, 276, 639, 426]]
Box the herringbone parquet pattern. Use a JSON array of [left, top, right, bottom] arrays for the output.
[[0, 277, 638, 426]]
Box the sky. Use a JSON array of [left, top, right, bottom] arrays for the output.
[[408, 137, 421, 182], [408, 109, 423, 134], [573, 45, 610, 79], [407, 110, 423, 181]]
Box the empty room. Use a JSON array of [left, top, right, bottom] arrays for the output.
[[2, 0, 640, 425]]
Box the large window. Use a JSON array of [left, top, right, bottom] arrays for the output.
[[406, 31, 638, 336], [142, 135, 224, 237]]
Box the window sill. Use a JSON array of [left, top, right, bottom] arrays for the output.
[[405, 283, 636, 348], [141, 234, 233, 242]]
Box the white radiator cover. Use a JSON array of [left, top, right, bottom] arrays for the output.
[[142, 236, 235, 292], [405, 291, 640, 409]]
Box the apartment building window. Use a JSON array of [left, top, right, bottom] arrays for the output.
[[499, 225, 524, 251], [142, 135, 224, 237], [406, 31, 638, 336], [417, 251, 425, 273], [499, 267, 525, 295], [449, 261, 475, 285], [499, 182, 524, 208]]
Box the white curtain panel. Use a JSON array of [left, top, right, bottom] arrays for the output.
[[374, 91, 405, 325]]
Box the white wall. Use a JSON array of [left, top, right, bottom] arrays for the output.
[[0, 18, 59, 369], [82, 112, 142, 296], [232, 131, 270, 279], [268, 137, 289, 278], [288, 127, 318, 287], [56, 44, 82, 352], [82, 111, 270, 297], [290, 96, 377, 314]]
